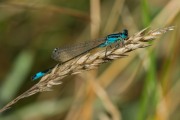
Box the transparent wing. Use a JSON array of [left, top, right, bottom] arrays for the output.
[[51, 38, 106, 62]]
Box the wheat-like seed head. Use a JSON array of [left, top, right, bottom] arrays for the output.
[[0, 26, 174, 113]]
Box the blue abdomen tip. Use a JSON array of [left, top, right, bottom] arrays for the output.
[[31, 72, 46, 80]]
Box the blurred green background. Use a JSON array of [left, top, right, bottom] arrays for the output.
[[0, 0, 179, 120]]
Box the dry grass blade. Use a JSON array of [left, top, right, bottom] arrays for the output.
[[0, 26, 174, 113]]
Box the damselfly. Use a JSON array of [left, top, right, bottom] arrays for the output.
[[31, 29, 128, 80]]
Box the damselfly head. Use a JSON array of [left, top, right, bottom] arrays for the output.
[[122, 29, 128, 36]]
